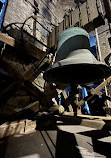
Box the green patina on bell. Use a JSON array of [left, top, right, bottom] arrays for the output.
[[44, 27, 111, 86]]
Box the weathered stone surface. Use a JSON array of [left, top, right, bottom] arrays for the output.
[[3, 0, 65, 46], [97, 22, 111, 61]]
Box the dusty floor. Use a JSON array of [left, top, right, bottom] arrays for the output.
[[0, 116, 111, 158]]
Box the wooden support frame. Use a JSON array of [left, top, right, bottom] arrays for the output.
[[0, 56, 46, 103], [78, 76, 111, 107], [0, 32, 46, 60], [0, 31, 52, 83]]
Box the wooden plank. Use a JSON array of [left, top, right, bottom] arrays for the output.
[[25, 80, 44, 99], [78, 114, 111, 120], [58, 21, 63, 36], [14, 101, 39, 112], [62, 90, 68, 99], [80, 2, 88, 26], [24, 41, 46, 59], [106, 107, 111, 116], [49, 32, 52, 48], [87, 0, 98, 22], [95, 76, 111, 92], [73, 8, 79, 27], [71, 10, 75, 27], [0, 120, 36, 138], [51, 29, 55, 47], [65, 15, 69, 29], [69, 11, 73, 27], [55, 26, 58, 49], [47, 32, 51, 48], [63, 112, 111, 120], [0, 32, 16, 47]]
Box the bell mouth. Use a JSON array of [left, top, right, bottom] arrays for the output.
[[43, 63, 111, 86]]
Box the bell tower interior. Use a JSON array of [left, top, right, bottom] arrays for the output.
[[0, 1, 111, 157]]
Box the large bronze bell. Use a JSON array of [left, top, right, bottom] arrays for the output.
[[44, 27, 111, 86]]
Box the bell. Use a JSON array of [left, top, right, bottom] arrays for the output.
[[44, 27, 111, 86]]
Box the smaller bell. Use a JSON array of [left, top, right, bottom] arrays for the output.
[[44, 27, 111, 86]]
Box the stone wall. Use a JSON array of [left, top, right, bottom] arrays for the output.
[[97, 21, 111, 61], [3, 0, 65, 46]]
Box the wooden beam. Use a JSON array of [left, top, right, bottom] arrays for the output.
[[78, 114, 111, 120], [24, 41, 46, 59], [0, 56, 40, 82], [0, 57, 25, 80], [14, 101, 39, 113], [0, 32, 46, 60], [78, 76, 111, 107], [63, 112, 111, 120], [106, 107, 111, 116], [0, 120, 36, 138], [0, 57, 45, 99], [24, 80, 44, 99], [0, 32, 16, 47]]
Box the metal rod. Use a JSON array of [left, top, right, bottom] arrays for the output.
[[95, 28, 102, 61]]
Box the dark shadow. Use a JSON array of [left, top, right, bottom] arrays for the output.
[[77, 126, 111, 157], [0, 68, 14, 93], [35, 114, 83, 131], [0, 137, 8, 158], [74, 0, 86, 4], [0, 131, 54, 158], [2, 44, 32, 65], [36, 114, 111, 157], [92, 138, 111, 157], [0, 109, 35, 125], [55, 130, 82, 158], [77, 129, 110, 139], [40, 130, 55, 158], [104, 52, 111, 67]]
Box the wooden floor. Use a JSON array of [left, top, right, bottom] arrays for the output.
[[0, 116, 111, 158]]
